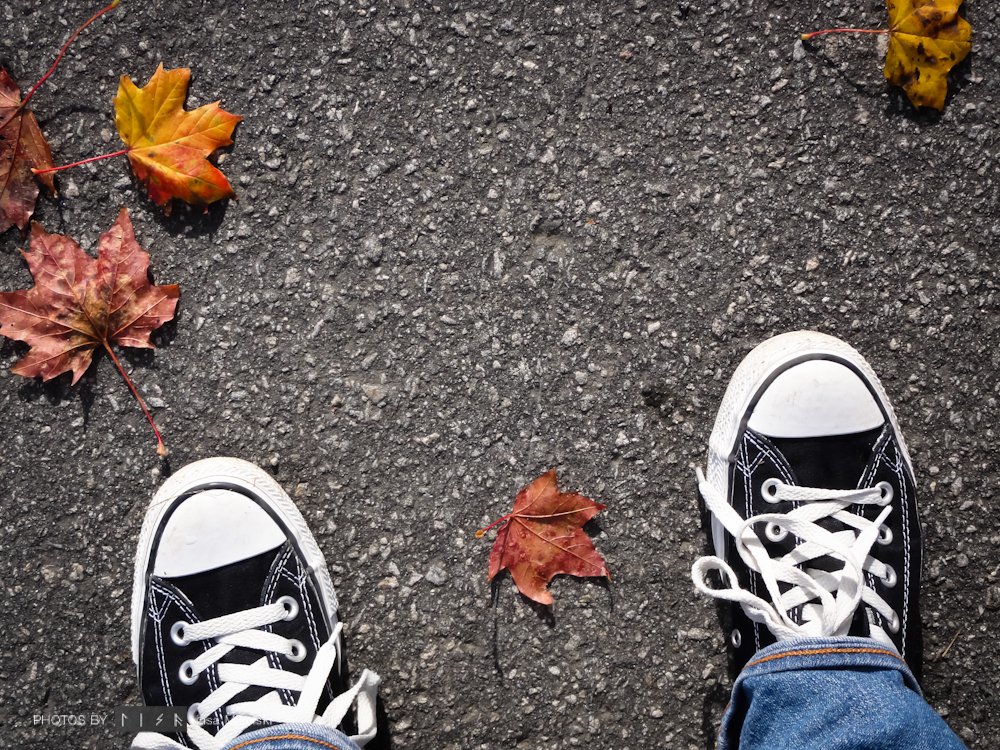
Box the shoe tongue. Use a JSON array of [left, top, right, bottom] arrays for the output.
[[165, 545, 284, 620], [771, 426, 885, 490], [765, 427, 886, 587]]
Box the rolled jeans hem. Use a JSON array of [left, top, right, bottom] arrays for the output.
[[716, 636, 965, 750], [735, 635, 920, 692], [219, 723, 361, 750]]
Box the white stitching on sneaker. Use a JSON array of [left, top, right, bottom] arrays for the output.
[[130, 601, 380, 750], [692, 470, 900, 644], [150, 583, 215, 707], [263, 547, 295, 706], [149, 589, 173, 710], [745, 432, 795, 484], [891, 442, 911, 654], [735, 441, 762, 652], [151, 582, 220, 697]]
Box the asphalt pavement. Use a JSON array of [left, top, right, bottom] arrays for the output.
[[1, 1, 998, 748]]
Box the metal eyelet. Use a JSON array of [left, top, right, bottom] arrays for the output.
[[730, 629, 742, 648], [178, 660, 198, 686], [765, 522, 788, 542], [882, 565, 897, 588], [877, 481, 894, 503], [287, 639, 307, 663], [877, 525, 893, 545], [170, 621, 190, 647], [888, 612, 901, 634], [277, 596, 299, 621], [761, 478, 781, 504], [187, 703, 203, 725]]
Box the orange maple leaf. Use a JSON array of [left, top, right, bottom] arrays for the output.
[[0, 67, 56, 233], [478, 470, 610, 605], [0, 207, 179, 454], [114, 64, 242, 213]]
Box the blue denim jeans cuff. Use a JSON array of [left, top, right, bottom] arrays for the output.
[[715, 635, 961, 750], [735, 635, 921, 693], [219, 722, 361, 750]]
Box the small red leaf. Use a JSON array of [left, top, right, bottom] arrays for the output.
[[479, 470, 610, 606]]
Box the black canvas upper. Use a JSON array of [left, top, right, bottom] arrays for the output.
[[137, 539, 346, 742], [704, 423, 923, 681]]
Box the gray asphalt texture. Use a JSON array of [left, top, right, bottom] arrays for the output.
[[2, 1, 999, 748]]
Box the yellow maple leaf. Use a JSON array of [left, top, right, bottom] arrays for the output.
[[114, 64, 242, 213], [884, 0, 971, 110], [802, 0, 971, 111]]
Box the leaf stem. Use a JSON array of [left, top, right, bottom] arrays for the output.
[[32, 148, 129, 175], [800, 28, 888, 41], [101, 340, 168, 457], [19, 0, 121, 110], [475, 514, 511, 538]]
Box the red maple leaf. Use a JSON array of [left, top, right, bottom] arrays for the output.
[[0, 207, 179, 454], [478, 470, 610, 605], [0, 67, 56, 233]]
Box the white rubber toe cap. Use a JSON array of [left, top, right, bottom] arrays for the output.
[[747, 359, 885, 439], [152, 489, 287, 578]]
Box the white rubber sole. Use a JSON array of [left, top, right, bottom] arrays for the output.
[[703, 331, 915, 556], [131, 457, 339, 664]]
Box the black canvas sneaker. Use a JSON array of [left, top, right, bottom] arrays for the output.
[[130, 458, 379, 750], [691, 331, 923, 681]]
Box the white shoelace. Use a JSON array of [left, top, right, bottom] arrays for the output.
[[131, 599, 379, 750], [692, 469, 900, 643]]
